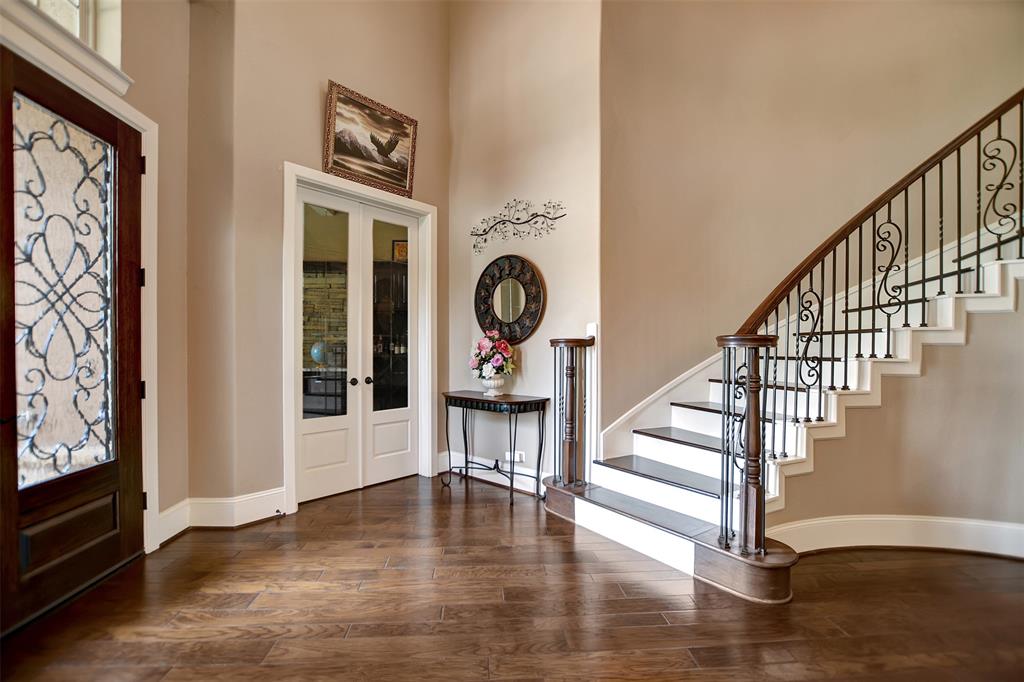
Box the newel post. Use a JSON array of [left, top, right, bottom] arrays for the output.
[[550, 337, 596, 486], [716, 334, 777, 555]]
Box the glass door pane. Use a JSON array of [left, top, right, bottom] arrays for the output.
[[302, 203, 349, 419], [13, 93, 115, 489], [371, 219, 408, 411]]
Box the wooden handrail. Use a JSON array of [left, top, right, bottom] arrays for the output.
[[736, 87, 1024, 335], [550, 336, 596, 348]]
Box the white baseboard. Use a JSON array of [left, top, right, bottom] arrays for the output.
[[149, 487, 287, 551], [436, 451, 550, 496], [768, 514, 1024, 559]]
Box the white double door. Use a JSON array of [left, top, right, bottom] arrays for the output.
[[296, 187, 419, 503]]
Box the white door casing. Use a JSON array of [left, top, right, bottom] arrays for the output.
[[282, 162, 437, 513]]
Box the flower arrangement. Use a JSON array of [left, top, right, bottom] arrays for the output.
[[470, 330, 515, 380]]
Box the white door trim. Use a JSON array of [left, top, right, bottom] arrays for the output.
[[1, 19, 162, 552], [281, 162, 437, 514]]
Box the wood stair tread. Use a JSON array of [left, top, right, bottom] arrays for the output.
[[632, 426, 722, 452], [544, 479, 798, 569], [596, 455, 729, 498]]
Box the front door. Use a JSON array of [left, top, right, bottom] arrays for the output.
[[295, 196, 418, 503], [1, 49, 144, 633]]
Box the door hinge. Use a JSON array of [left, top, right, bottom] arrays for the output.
[[140, 380, 147, 399], [139, 267, 146, 287], [142, 492, 148, 510], [140, 156, 147, 174]]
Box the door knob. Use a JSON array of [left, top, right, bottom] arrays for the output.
[[364, 377, 374, 385], [349, 377, 358, 386]]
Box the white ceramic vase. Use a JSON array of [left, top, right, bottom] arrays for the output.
[[481, 375, 506, 397]]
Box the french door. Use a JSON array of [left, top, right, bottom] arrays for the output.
[[295, 189, 418, 503], [1, 49, 143, 632]]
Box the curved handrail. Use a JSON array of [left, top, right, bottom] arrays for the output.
[[735, 87, 1024, 335], [549, 336, 596, 348]]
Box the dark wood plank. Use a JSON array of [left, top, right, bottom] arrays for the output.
[[0, 475, 1020, 681]]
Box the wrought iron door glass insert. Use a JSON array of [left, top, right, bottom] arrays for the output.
[[441, 391, 548, 506], [12, 92, 116, 489]]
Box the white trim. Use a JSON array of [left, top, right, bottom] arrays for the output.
[[1, 20, 162, 553], [152, 488, 288, 544], [155, 498, 189, 546], [769, 514, 1024, 559], [190, 487, 287, 528], [281, 162, 437, 514], [0, 0, 131, 95]]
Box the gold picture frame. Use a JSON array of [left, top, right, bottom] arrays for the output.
[[321, 81, 418, 198]]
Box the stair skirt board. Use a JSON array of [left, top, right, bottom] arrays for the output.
[[768, 514, 1024, 559], [574, 497, 697, 575]]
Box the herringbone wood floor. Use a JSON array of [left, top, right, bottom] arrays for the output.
[[2, 475, 1022, 680]]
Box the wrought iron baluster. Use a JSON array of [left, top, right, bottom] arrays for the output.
[[794, 278, 802, 424], [1019, 102, 1023, 260], [920, 173, 928, 327], [829, 248, 837, 391], [976, 132, 983, 293], [857, 223, 864, 358], [875, 201, 902, 359], [842, 235, 850, 390], [957, 148, 964, 294], [816, 263, 825, 421], [870, 213, 878, 358], [938, 159, 946, 295], [770, 307, 779, 459], [781, 293, 791, 455]]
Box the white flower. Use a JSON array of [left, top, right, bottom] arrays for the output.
[[481, 363, 495, 379]]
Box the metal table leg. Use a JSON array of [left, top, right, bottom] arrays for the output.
[[507, 410, 518, 506], [442, 401, 452, 487], [536, 405, 545, 499]]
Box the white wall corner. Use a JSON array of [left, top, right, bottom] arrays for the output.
[[149, 487, 287, 550]]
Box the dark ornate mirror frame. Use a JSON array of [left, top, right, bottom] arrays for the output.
[[474, 255, 545, 345]]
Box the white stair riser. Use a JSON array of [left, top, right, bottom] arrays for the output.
[[633, 433, 721, 479], [590, 462, 728, 524], [573, 498, 696, 575], [669, 407, 801, 456], [709, 384, 820, 422]]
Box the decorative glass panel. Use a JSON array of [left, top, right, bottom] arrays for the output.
[[13, 93, 116, 489], [372, 220, 408, 411], [302, 203, 349, 419]]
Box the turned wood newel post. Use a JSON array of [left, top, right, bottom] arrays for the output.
[[551, 337, 596, 486], [716, 334, 777, 555]]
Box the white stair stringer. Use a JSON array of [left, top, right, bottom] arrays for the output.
[[767, 259, 1024, 513]]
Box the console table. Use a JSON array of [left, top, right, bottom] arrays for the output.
[[441, 391, 549, 506]]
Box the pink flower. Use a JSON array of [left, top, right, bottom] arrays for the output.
[[491, 354, 504, 367], [485, 330, 500, 339], [476, 337, 493, 353], [469, 357, 479, 369], [495, 339, 512, 358]]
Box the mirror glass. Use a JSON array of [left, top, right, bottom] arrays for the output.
[[492, 278, 526, 323]]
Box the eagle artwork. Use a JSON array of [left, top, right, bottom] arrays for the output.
[[371, 132, 401, 160], [323, 81, 418, 197]]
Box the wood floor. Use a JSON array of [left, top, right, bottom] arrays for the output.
[[2, 475, 1022, 681]]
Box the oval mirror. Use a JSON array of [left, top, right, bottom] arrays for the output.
[[492, 278, 526, 323]]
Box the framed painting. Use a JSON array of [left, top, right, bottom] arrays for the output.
[[391, 239, 408, 263], [321, 81, 418, 197]]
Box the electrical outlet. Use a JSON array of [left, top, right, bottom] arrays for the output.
[[504, 450, 526, 463]]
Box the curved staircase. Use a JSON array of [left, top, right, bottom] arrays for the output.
[[546, 88, 1024, 604]]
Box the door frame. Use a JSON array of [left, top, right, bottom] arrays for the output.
[[0, 25, 162, 552], [281, 162, 437, 514]]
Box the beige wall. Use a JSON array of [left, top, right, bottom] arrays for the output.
[[599, 0, 1024, 427], [121, 0, 190, 511], [199, 1, 451, 496], [448, 1, 601, 466], [771, 285, 1024, 525]]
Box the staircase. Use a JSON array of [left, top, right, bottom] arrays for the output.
[[545, 88, 1024, 604]]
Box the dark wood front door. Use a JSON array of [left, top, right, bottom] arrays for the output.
[[1, 47, 143, 634]]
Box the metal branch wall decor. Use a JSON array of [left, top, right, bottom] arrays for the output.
[[470, 199, 566, 254]]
